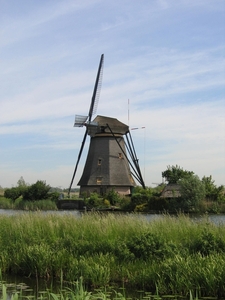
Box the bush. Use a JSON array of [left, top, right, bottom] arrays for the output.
[[131, 190, 150, 210], [147, 196, 169, 211], [119, 196, 131, 210], [49, 192, 60, 202], [103, 199, 110, 207], [104, 189, 121, 206], [189, 228, 225, 256], [127, 231, 168, 260], [85, 193, 103, 208], [134, 203, 148, 212], [22, 180, 51, 201]]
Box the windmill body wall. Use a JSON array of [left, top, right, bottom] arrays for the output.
[[79, 186, 131, 196], [78, 135, 135, 196]]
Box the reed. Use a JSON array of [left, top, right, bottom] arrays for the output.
[[0, 213, 225, 296], [0, 196, 13, 209], [14, 199, 58, 210], [0, 197, 57, 210]]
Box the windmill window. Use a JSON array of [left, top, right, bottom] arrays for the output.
[[98, 159, 102, 165], [96, 177, 102, 184], [118, 153, 123, 159]]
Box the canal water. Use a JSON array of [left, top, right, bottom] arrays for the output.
[[1, 208, 225, 224]]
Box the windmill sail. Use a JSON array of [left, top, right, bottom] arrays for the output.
[[74, 115, 88, 127], [68, 54, 104, 195], [88, 54, 104, 120]]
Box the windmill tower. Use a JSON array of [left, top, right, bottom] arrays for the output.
[[68, 54, 145, 196]]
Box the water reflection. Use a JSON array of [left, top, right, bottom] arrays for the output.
[[0, 209, 81, 217], [0, 209, 225, 225], [205, 214, 225, 225], [2, 273, 61, 297]]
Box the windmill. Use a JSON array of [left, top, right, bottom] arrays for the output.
[[68, 54, 145, 197]]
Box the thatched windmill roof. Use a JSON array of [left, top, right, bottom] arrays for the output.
[[87, 115, 129, 137], [161, 184, 181, 198]]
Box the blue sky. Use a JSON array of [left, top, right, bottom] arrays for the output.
[[1, 0, 224, 188]]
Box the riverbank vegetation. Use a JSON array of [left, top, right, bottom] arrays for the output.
[[1, 165, 224, 213], [0, 213, 225, 297], [0, 178, 58, 210], [0, 196, 58, 210], [82, 166, 224, 213]]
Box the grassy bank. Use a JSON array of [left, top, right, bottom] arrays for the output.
[[0, 195, 57, 210], [0, 213, 225, 297]]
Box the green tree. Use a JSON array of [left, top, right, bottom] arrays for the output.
[[17, 176, 28, 195], [3, 176, 29, 202], [17, 176, 27, 187], [162, 165, 194, 184], [202, 175, 225, 202], [4, 187, 21, 202], [22, 180, 51, 201], [179, 174, 206, 211]]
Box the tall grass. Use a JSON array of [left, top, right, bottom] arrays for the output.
[[0, 196, 13, 209], [0, 213, 225, 296], [0, 196, 57, 210], [14, 199, 57, 210]]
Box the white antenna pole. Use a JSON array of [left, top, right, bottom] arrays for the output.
[[144, 126, 146, 181], [128, 99, 130, 125]]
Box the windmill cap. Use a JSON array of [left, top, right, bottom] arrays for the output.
[[93, 115, 129, 135]]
